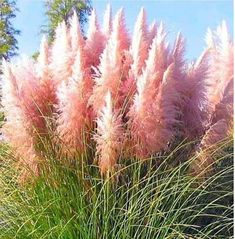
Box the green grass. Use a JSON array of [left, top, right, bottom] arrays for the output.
[[0, 138, 233, 239]]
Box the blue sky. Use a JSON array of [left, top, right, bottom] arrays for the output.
[[14, 0, 233, 60]]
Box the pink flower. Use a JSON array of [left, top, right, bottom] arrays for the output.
[[206, 21, 233, 117], [129, 30, 179, 157], [56, 35, 93, 155], [102, 4, 112, 39], [148, 20, 157, 45], [89, 8, 130, 114], [94, 91, 123, 174], [182, 49, 210, 139], [125, 8, 149, 99], [1, 61, 39, 178], [69, 11, 85, 61], [50, 21, 72, 85], [85, 9, 105, 67]]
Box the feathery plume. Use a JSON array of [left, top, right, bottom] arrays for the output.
[[169, 32, 185, 69], [111, 8, 130, 51], [148, 20, 157, 45], [103, 4, 112, 38], [69, 10, 85, 59], [56, 79, 90, 155], [206, 21, 233, 116], [189, 119, 231, 178], [129, 51, 179, 158], [37, 35, 50, 78], [1, 61, 39, 179], [94, 91, 123, 174], [85, 9, 105, 67], [182, 49, 210, 139], [56, 44, 92, 154], [129, 8, 149, 77], [190, 22, 233, 177], [212, 78, 233, 124], [50, 21, 72, 84], [123, 8, 149, 104], [201, 119, 231, 149], [89, 8, 130, 114], [36, 36, 57, 110]]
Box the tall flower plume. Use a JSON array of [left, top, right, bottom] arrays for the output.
[[94, 91, 123, 174], [102, 4, 112, 39], [206, 21, 233, 117], [148, 20, 157, 45], [202, 21, 233, 147], [190, 22, 233, 177], [69, 11, 85, 61], [128, 28, 180, 158], [89, 8, 130, 114], [182, 49, 210, 139], [56, 41, 92, 155], [1, 61, 39, 181], [124, 8, 150, 100], [129, 8, 149, 77], [50, 21, 72, 85], [85, 9, 105, 67]]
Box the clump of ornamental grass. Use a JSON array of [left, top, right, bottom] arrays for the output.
[[0, 136, 233, 238], [1, 5, 233, 180], [0, 5, 233, 238]]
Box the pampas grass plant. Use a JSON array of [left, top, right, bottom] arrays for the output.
[[0, 5, 233, 238]]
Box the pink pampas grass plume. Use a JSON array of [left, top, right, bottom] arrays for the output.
[[69, 11, 85, 60], [85, 9, 105, 67], [56, 45, 92, 155], [56, 80, 90, 155], [12, 58, 48, 132], [206, 21, 234, 127], [130, 7, 149, 67], [1, 61, 39, 180], [129, 8, 149, 81], [127, 29, 182, 158], [212, 78, 233, 124], [189, 119, 232, 178], [89, 8, 130, 114], [36, 36, 57, 115], [111, 8, 130, 52], [2, 37, 58, 180], [129, 59, 179, 158], [56, 11, 94, 153], [201, 120, 232, 149], [94, 91, 123, 174], [148, 20, 157, 45], [121, 8, 149, 107], [194, 78, 233, 176], [189, 20, 233, 177], [37, 35, 50, 78], [6, 56, 55, 135], [206, 21, 233, 116], [102, 4, 112, 39], [182, 49, 210, 139], [169, 32, 185, 69], [50, 21, 72, 84], [197, 21, 233, 150], [129, 28, 170, 118]]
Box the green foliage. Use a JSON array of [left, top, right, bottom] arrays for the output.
[[0, 138, 233, 239], [31, 51, 39, 61], [44, 0, 92, 41], [0, 0, 20, 60], [0, 111, 5, 128]]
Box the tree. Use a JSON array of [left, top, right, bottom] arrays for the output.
[[44, 0, 92, 41], [0, 0, 20, 60]]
